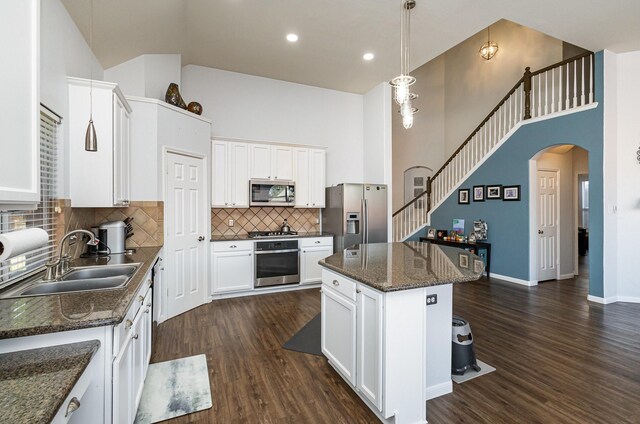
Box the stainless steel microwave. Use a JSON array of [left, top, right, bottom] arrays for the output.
[[250, 180, 295, 206]]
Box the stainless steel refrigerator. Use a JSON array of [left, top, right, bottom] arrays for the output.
[[323, 184, 388, 252]]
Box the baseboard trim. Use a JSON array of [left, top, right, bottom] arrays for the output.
[[588, 295, 640, 304], [210, 282, 320, 301], [490, 273, 538, 287], [558, 273, 574, 280], [425, 381, 453, 400]]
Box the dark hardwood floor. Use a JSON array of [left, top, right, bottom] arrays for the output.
[[152, 259, 640, 423]]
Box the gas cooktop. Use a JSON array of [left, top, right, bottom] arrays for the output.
[[247, 231, 299, 238]]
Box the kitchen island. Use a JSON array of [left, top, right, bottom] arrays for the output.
[[318, 242, 483, 424]]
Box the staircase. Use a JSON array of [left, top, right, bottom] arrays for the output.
[[392, 52, 596, 242]]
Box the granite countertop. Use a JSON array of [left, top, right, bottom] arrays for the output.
[[0, 246, 162, 339], [319, 241, 484, 292], [0, 340, 100, 424], [211, 232, 334, 242]]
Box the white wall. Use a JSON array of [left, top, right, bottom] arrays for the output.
[[40, 0, 104, 198], [105, 54, 182, 101], [611, 50, 640, 301], [181, 65, 365, 186]]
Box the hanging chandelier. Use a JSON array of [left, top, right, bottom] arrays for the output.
[[390, 0, 418, 129], [479, 25, 498, 60]]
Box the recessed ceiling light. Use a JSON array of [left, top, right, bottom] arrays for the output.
[[286, 33, 299, 42], [363, 53, 375, 61]]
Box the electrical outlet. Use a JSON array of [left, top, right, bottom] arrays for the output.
[[316, 218, 320, 224], [426, 294, 438, 305], [228, 219, 234, 227]]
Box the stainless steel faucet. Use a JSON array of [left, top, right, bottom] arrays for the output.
[[43, 230, 99, 281]]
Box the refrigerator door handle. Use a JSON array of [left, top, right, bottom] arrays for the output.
[[363, 198, 369, 243]]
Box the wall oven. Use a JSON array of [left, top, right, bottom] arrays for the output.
[[254, 240, 300, 287], [250, 180, 295, 207]]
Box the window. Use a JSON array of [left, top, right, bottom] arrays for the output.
[[0, 108, 59, 287]]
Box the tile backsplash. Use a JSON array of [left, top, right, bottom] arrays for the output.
[[56, 200, 164, 258], [212, 207, 320, 237]]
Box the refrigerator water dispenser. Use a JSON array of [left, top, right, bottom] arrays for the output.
[[346, 213, 360, 234]]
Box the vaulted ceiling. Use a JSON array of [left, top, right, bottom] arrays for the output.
[[61, 0, 640, 93]]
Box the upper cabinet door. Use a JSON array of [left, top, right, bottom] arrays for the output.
[[249, 144, 271, 179], [0, 0, 40, 209], [113, 95, 130, 207], [211, 141, 229, 207], [294, 148, 310, 207], [229, 142, 249, 207], [272, 146, 293, 181], [310, 149, 326, 208]]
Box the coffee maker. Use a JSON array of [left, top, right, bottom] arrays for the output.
[[99, 221, 127, 254]]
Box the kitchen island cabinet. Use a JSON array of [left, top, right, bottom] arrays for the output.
[[319, 242, 483, 424]]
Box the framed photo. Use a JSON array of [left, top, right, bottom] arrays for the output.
[[453, 219, 465, 234], [427, 228, 436, 239], [473, 185, 485, 202], [458, 188, 470, 204], [436, 229, 448, 240], [503, 185, 521, 201], [486, 185, 502, 200], [473, 259, 485, 274], [458, 253, 469, 269]]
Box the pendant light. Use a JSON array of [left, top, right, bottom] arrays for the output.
[[85, 0, 98, 152], [479, 25, 498, 61], [390, 0, 418, 129]]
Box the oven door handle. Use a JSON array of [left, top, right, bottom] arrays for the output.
[[254, 249, 300, 255]]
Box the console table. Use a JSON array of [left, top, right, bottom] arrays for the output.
[[419, 238, 491, 278]]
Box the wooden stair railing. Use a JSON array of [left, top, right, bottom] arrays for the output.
[[392, 52, 595, 242]]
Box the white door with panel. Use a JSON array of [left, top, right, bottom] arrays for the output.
[[249, 144, 272, 179], [537, 170, 558, 281], [271, 145, 293, 181], [166, 152, 208, 319], [321, 287, 356, 386], [300, 245, 333, 284], [357, 284, 383, 411]]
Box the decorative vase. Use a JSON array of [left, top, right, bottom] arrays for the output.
[[165, 83, 187, 110], [187, 102, 203, 115]]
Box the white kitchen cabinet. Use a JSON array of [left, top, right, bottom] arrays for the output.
[[51, 350, 101, 424], [68, 77, 132, 207], [211, 241, 254, 293], [249, 143, 293, 181], [0, 0, 39, 210], [321, 284, 357, 386], [212, 140, 249, 208], [356, 284, 383, 411], [293, 147, 326, 208], [300, 237, 333, 284]]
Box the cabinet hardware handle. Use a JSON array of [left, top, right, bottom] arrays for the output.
[[313, 203, 315, 206], [356, 289, 361, 294], [132, 333, 139, 340], [125, 319, 133, 329], [306, 203, 309, 206], [198, 236, 205, 241], [319, 289, 323, 293], [315, 241, 320, 244], [233, 203, 236, 205], [147, 279, 152, 287], [225, 203, 229, 206], [138, 295, 144, 303], [65, 397, 81, 417], [332, 280, 339, 286], [145, 308, 150, 314], [230, 245, 237, 248], [268, 176, 271, 179]]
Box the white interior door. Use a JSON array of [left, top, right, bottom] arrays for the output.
[[537, 170, 558, 282], [166, 152, 208, 319]]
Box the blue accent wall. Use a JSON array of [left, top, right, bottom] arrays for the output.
[[428, 52, 604, 296]]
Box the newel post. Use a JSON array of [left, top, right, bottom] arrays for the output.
[[523, 66, 532, 120], [426, 177, 432, 212]]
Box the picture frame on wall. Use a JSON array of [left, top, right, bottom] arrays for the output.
[[458, 189, 470, 204], [503, 185, 521, 201], [473, 185, 485, 202], [458, 253, 469, 269], [427, 228, 436, 239], [486, 185, 502, 199]]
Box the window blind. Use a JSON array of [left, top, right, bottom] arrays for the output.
[[0, 108, 59, 286]]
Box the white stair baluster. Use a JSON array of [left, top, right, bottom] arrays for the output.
[[566, 64, 570, 110], [581, 57, 586, 106], [544, 71, 549, 115], [589, 54, 594, 103], [551, 67, 556, 113]]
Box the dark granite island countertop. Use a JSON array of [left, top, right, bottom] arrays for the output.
[[211, 232, 334, 241], [0, 340, 100, 424], [319, 241, 483, 292], [0, 246, 162, 339]]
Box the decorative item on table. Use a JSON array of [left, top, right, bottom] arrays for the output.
[[486, 185, 502, 199], [458, 253, 470, 269], [426, 228, 436, 239], [468, 232, 477, 243], [165, 83, 187, 109], [473, 185, 485, 202], [458, 188, 470, 204], [473, 220, 488, 241], [187, 102, 203, 115], [502, 185, 521, 201], [473, 258, 485, 274], [436, 229, 448, 240], [453, 219, 465, 235]]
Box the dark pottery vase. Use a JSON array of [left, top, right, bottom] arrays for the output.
[[165, 83, 187, 110], [187, 102, 203, 115]]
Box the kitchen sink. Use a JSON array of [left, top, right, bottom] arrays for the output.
[[0, 263, 141, 298]]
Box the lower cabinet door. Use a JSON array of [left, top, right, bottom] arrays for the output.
[[357, 284, 383, 411], [212, 251, 254, 293], [321, 286, 356, 386], [131, 312, 145, 419], [300, 247, 333, 284], [113, 333, 134, 424]]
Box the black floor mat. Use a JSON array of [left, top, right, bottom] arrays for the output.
[[282, 313, 323, 356]]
